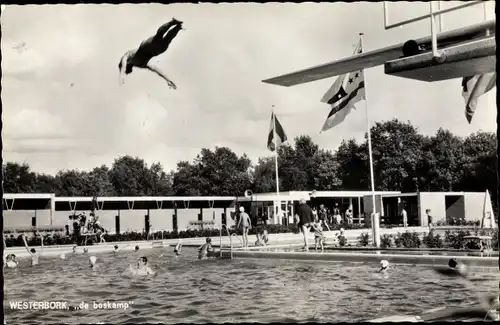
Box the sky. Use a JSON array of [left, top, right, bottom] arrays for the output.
[[1, 2, 497, 175]]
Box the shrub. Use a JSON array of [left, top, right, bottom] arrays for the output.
[[444, 230, 471, 249], [422, 230, 444, 248], [394, 231, 421, 248], [357, 232, 370, 247], [380, 234, 393, 248]]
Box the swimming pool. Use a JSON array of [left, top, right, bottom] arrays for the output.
[[4, 247, 498, 324]]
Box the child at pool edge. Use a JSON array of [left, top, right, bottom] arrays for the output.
[[262, 229, 269, 245], [255, 232, 266, 246], [311, 218, 325, 251]]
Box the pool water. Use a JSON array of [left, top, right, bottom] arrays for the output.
[[4, 247, 498, 324]]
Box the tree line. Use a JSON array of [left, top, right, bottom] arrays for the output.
[[3, 119, 497, 210]]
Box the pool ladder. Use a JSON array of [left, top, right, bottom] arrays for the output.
[[219, 224, 237, 259], [148, 229, 164, 248]]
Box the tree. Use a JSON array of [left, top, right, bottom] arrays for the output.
[[313, 149, 342, 190], [424, 128, 465, 191], [172, 161, 208, 196], [363, 119, 426, 192], [55, 170, 94, 196], [2, 162, 37, 193], [143, 163, 174, 196], [460, 131, 497, 200], [252, 157, 277, 193], [174, 147, 252, 196], [109, 156, 173, 196], [334, 139, 369, 190], [87, 165, 116, 196], [34, 173, 61, 194]]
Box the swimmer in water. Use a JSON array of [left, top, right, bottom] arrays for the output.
[[135, 245, 140, 252], [174, 240, 182, 256], [89, 256, 98, 269], [22, 234, 43, 266], [83, 247, 89, 254], [4, 254, 18, 269], [3, 236, 18, 268], [379, 260, 389, 273], [198, 238, 214, 260], [129, 257, 155, 276], [113, 244, 130, 254]]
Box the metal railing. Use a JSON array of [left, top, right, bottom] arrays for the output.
[[383, 1, 490, 59], [219, 224, 233, 259]]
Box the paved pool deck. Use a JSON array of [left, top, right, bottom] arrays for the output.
[[2, 226, 436, 258]]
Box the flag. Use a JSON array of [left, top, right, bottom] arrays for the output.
[[462, 72, 496, 123], [482, 190, 497, 229], [267, 112, 287, 152], [320, 39, 365, 132]]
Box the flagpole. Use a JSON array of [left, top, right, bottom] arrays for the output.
[[360, 32, 379, 248], [272, 105, 281, 225]]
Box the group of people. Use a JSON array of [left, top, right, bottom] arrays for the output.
[[67, 212, 106, 245], [312, 204, 354, 226], [234, 206, 270, 248], [3, 230, 220, 275]]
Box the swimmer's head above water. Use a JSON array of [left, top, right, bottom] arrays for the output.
[[448, 258, 467, 275], [137, 256, 148, 268], [379, 260, 389, 272], [89, 256, 97, 268], [5, 254, 18, 268], [114, 245, 119, 251], [135, 245, 140, 251], [30, 248, 36, 254], [206, 237, 212, 244]]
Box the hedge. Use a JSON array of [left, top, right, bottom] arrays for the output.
[[3, 222, 367, 247], [380, 229, 498, 250]]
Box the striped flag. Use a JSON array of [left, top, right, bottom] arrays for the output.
[[267, 112, 287, 152], [320, 39, 365, 132], [462, 73, 496, 123]]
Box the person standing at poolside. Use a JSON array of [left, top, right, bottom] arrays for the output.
[[345, 208, 353, 225], [426, 209, 433, 230], [318, 204, 327, 225], [237, 206, 252, 248], [295, 198, 314, 251], [402, 206, 408, 228], [333, 204, 341, 225]]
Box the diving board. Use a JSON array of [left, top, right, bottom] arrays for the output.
[[262, 17, 495, 87], [385, 35, 496, 82]]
